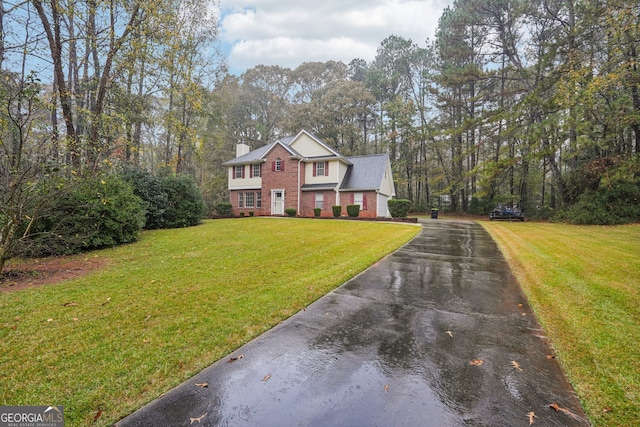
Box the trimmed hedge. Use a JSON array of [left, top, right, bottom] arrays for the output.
[[346, 204, 360, 217], [388, 199, 412, 218], [332, 205, 342, 217]]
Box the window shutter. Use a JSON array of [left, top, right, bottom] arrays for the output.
[[281, 161, 285, 171], [363, 194, 368, 210], [249, 165, 253, 178], [232, 167, 235, 179], [241, 165, 245, 178], [313, 162, 317, 177], [350, 193, 354, 204], [325, 161, 329, 176], [272, 161, 275, 171]]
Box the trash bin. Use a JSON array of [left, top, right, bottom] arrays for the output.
[[430, 208, 438, 219]]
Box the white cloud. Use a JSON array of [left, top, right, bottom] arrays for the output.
[[219, 0, 452, 74]]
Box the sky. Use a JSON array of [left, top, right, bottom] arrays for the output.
[[217, 0, 453, 75]]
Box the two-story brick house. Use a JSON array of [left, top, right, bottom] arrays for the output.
[[222, 130, 396, 218]]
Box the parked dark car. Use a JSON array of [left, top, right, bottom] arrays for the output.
[[489, 205, 524, 221]]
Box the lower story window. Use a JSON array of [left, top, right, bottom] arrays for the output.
[[245, 192, 255, 208], [354, 192, 364, 209], [315, 192, 324, 209], [257, 192, 262, 208], [238, 192, 244, 208]]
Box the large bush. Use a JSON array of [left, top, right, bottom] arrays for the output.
[[160, 174, 207, 227], [21, 175, 145, 256], [553, 155, 640, 225], [121, 168, 168, 229], [387, 199, 412, 218]]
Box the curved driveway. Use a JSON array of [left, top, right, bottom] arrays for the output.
[[118, 220, 589, 426]]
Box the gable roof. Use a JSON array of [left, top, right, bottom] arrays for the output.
[[340, 153, 390, 191], [223, 131, 349, 166]]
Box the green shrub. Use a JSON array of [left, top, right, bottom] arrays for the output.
[[121, 168, 168, 229], [215, 202, 233, 217], [553, 155, 640, 225], [284, 208, 297, 217], [313, 208, 321, 217], [553, 184, 640, 225], [388, 199, 412, 218], [160, 174, 207, 228], [346, 204, 360, 217], [21, 175, 145, 256], [249, 211, 254, 217], [468, 197, 494, 215], [332, 205, 342, 217]]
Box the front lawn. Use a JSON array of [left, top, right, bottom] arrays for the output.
[[0, 218, 419, 426], [481, 221, 640, 427]]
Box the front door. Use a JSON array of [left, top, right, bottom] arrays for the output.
[[272, 190, 284, 215]]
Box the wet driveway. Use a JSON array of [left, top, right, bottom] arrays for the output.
[[118, 220, 589, 426]]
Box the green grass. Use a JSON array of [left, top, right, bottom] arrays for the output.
[[0, 218, 420, 426], [481, 221, 640, 427]]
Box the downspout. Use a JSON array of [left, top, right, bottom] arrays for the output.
[[335, 161, 340, 208], [298, 159, 302, 216]]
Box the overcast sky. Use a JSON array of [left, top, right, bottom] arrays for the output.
[[217, 0, 453, 75]]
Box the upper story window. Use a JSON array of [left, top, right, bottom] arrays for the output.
[[251, 164, 261, 178], [313, 161, 328, 177], [275, 158, 282, 171], [234, 165, 244, 179]]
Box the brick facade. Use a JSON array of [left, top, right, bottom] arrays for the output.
[[339, 191, 378, 218], [225, 131, 394, 218]]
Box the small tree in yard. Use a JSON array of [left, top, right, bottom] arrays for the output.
[[0, 68, 63, 273]]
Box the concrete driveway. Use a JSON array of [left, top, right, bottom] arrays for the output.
[[118, 220, 589, 426]]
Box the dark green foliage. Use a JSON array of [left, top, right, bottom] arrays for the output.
[[215, 202, 233, 217], [469, 197, 494, 215], [332, 205, 342, 217], [346, 204, 360, 217], [553, 156, 640, 225], [387, 199, 412, 218], [160, 174, 207, 228], [410, 203, 430, 213], [20, 175, 145, 256], [284, 208, 297, 217], [121, 168, 168, 229], [314, 208, 321, 217]]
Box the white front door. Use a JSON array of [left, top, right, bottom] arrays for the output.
[[272, 190, 284, 215]]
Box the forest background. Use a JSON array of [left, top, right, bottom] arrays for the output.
[[1, 0, 640, 267]]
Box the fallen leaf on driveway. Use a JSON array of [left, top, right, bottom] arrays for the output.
[[546, 354, 556, 360], [511, 361, 523, 371], [195, 383, 208, 388], [261, 373, 271, 382], [527, 411, 536, 425], [384, 384, 389, 392], [228, 354, 244, 363], [469, 359, 484, 366], [445, 330, 453, 337], [549, 403, 579, 419], [189, 413, 207, 424]]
